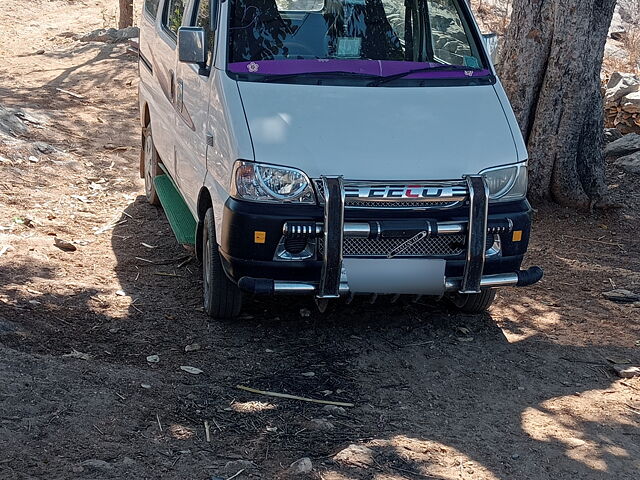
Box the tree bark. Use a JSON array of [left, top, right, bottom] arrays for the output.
[[498, 0, 616, 209], [118, 0, 134, 29]]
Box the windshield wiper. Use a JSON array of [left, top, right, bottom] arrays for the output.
[[261, 71, 379, 83], [368, 65, 482, 87]]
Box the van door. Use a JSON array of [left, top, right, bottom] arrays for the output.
[[153, 0, 189, 181], [173, 0, 217, 215]]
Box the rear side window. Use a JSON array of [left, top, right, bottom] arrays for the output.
[[144, 0, 160, 18], [164, 0, 187, 37]]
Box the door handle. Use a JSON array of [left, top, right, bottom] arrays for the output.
[[176, 79, 184, 112]]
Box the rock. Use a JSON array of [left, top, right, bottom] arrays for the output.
[[72, 465, 84, 473], [185, 343, 201, 352], [146, 355, 160, 363], [323, 405, 346, 415], [309, 418, 335, 431], [604, 128, 623, 143], [81, 459, 112, 469], [115, 290, 126, 296], [604, 133, 640, 159], [609, 10, 626, 39], [333, 444, 374, 467], [622, 91, 640, 114], [35, 49, 45, 55], [603, 289, 640, 303], [224, 460, 254, 474], [615, 151, 640, 174], [299, 308, 311, 317], [614, 364, 640, 378], [54, 238, 77, 252], [301, 371, 315, 377], [605, 73, 640, 104], [140, 383, 152, 389], [180, 365, 203, 375], [289, 457, 313, 475]]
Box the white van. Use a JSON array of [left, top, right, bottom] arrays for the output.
[[138, 0, 543, 318]]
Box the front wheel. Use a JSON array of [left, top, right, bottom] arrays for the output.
[[202, 208, 243, 319], [447, 289, 496, 314], [142, 126, 161, 206]]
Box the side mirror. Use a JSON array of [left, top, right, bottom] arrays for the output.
[[482, 33, 499, 63], [178, 27, 207, 66]]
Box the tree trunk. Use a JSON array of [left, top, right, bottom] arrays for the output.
[[498, 0, 616, 209], [118, 0, 134, 29]]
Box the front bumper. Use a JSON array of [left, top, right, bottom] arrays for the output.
[[219, 177, 542, 297]]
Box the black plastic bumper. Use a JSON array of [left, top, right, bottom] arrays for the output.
[[219, 198, 533, 285]]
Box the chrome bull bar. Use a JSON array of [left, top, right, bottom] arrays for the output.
[[238, 175, 543, 297]]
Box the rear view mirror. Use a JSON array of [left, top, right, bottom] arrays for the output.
[[482, 33, 499, 63], [178, 27, 207, 66]]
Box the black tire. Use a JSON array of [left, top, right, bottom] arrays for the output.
[[448, 289, 496, 314], [142, 126, 161, 206], [202, 208, 243, 319]]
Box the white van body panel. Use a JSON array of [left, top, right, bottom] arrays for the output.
[[236, 82, 519, 181], [493, 79, 528, 163], [205, 69, 255, 236]]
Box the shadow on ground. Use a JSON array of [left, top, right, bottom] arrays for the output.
[[1, 195, 639, 480]]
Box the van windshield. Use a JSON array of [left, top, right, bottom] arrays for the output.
[[227, 0, 489, 81]]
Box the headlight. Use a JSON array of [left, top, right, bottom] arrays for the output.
[[482, 164, 528, 202], [232, 161, 316, 204]]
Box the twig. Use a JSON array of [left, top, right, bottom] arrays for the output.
[[177, 256, 194, 268], [115, 392, 126, 401], [153, 272, 183, 278], [236, 385, 354, 407], [621, 381, 639, 391], [561, 235, 625, 249], [226, 469, 245, 480], [93, 424, 104, 435], [156, 413, 163, 432], [625, 403, 640, 414], [204, 420, 211, 443], [55, 87, 85, 99], [211, 417, 222, 432], [136, 257, 156, 264]]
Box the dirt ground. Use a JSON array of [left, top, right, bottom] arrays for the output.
[[1, 1, 640, 479]]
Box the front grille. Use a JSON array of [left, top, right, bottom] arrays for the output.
[[318, 235, 496, 258], [314, 180, 466, 209]]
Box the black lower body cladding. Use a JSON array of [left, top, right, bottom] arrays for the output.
[[219, 198, 533, 285]]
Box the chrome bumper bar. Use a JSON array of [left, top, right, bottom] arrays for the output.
[[238, 267, 544, 296]]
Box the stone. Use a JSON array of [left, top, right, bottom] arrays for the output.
[[146, 355, 160, 363], [322, 404, 346, 415], [604, 128, 623, 143], [185, 343, 201, 352], [614, 364, 640, 378], [605, 73, 640, 104], [289, 457, 313, 475], [333, 444, 374, 467], [604, 134, 640, 159], [603, 289, 640, 303], [309, 418, 335, 431], [621, 91, 640, 114], [54, 238, 77, 252], [81, 459, 112, 469], [614, 152, 640, 175]]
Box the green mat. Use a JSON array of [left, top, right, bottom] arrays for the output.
[[153, 175, 197, 245]]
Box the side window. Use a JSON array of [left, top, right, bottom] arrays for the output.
[[195, 0, 216, 66], [144, 0, 160, 18], [427, 0, 480, 68], [164, 0, 187, 37]]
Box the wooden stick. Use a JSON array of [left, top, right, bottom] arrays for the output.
[[204, 420, 211, 443], [156, 413, 163, 432], [55, 87, 84, 99], [226, 469, 245, 480], [236, 385, 354, 407], [561, 235, 624, 249]]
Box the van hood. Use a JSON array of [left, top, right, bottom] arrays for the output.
[[237, 82, 518, 181]]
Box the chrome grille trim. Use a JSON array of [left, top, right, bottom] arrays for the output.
[[314, 179, 468, 209]]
